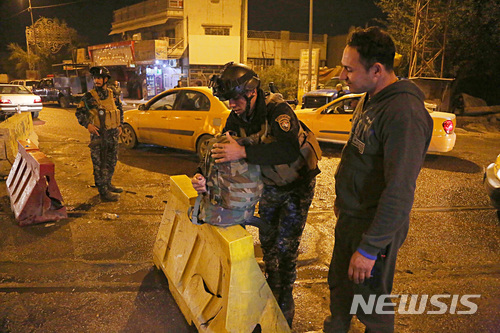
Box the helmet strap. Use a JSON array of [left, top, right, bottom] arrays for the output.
[[243, 91, 256, 117]]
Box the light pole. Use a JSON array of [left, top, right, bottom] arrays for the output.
[[26, 0, 36, 71], [307, 0, 313, 92]]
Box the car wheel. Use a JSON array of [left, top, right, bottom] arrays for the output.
[[121, 124, 138, 149], [197, 134, 213, 161], [59, 96, 70, 108], [31, 111, 39, 119]]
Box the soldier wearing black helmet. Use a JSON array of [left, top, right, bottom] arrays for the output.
[[76, 66, 124, 202], [191, 62, 320, 327]]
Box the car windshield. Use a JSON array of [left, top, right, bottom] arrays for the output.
[[0, 85, 31, 94]]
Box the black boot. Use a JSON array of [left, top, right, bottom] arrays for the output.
[[98, 186, 119, 202], [279, 289, 295, 328], [108, 184, 123, 193]]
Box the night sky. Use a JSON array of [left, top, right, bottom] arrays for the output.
[[0, 0, 383, 56]]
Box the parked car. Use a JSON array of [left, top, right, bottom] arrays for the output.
[[0, 84, 43, 119], [295, 93, 457, 153], [10, 79, 39, 92], [299, 76, 349, 109], [483, 153, 500, 220], [32, 65, 93, 108], [32, 77, 74, 108], [120, 87, 230, 159]]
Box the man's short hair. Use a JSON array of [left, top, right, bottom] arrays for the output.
[[346, 26, 396, 71]]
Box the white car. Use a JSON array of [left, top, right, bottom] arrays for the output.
[[0, 84, 43, 119], [10, 79, 39, 92]]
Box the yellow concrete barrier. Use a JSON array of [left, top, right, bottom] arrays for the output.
[[0, 113, 38, 176], [153, 175, 291, 333]]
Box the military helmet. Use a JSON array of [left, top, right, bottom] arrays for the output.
[[89, 66, 111, 79], [210, 62, 260, 101]]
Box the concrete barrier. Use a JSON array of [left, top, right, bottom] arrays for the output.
[[153, 175, 290, 333], [0, 113, 39, 176], [6, 140, 66, 226]]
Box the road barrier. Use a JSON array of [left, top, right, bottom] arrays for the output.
[[0, 112, 39, 176], [6, 140, 67, 226], [153, 175, 290, 333]]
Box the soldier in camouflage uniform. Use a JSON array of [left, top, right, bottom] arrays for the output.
[[76, 66, 124, 202], [191, 62, 320, 328]]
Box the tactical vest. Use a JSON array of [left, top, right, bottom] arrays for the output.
[[191, 132, 263, 227], [89, 88, 121, 129], [260, 94, 322, 186]]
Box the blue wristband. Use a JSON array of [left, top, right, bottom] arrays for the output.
[[357, 248, 377, 260]]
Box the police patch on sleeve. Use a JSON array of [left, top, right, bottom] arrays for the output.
[[276, 114, 291, 132]]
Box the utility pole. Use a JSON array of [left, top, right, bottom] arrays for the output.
[[240, 0, 248, 64], [307, 0, 313, 92], [26, 0, 36, 71], [409, 0, 451, 78]]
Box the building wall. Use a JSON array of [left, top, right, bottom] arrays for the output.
[[186, 0, 242, 65], [246, 31, 327, 70]]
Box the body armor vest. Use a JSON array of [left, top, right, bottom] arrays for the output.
[[89, 88, 121, 129], [259, 94, 322, 186]]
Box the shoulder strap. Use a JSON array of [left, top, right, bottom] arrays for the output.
[[188, 194, 204, 225]]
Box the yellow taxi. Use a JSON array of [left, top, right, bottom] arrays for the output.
[[120, 87, 230, 159], [484, 153, 500, 219], [294, 93, 457, 153]]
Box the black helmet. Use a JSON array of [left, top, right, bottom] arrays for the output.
[[90, 66, 111, 79], [210, 62, 260, 101]]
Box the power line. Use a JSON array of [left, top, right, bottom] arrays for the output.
[[33, 0, 90, 9], [4, 8, 29, 20], [3, 0, 90, 20]]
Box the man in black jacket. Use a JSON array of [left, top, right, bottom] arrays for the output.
[[323, 27, 433, 332], [191, 62, 320, 327]]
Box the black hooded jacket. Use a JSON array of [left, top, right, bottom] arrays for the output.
[[334, 79, 433, 257]]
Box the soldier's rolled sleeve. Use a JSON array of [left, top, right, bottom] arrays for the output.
[[75, 95, 92, 128]]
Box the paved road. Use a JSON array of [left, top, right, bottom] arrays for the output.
[[0, 105, 499, 332]]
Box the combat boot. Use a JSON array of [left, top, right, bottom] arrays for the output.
[[279, 289, 295, 328], [108, 184, 123, 193], [98, 186, 119, 202]]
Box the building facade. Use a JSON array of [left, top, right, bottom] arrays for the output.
[[90, 0, 329, 99]]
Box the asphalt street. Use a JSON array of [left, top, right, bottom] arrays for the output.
[[0, 105, 499, 333]]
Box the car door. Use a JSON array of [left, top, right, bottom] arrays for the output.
[[314, 97, 359, 143], [136, 91, 180, 145], [166, 90, 211, 151]]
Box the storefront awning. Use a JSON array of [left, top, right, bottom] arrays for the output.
[[109, 18, 168, 35]]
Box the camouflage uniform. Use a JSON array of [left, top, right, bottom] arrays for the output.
[[258, 177, 316, 297], [221, 89, 320, 327], [75, 86, 123, 195]]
